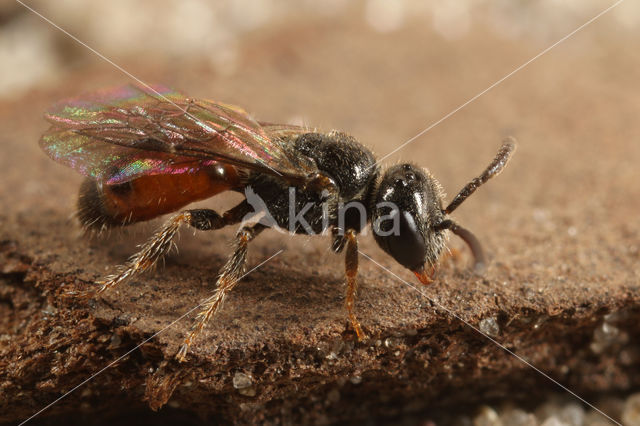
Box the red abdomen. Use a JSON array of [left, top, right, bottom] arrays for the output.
[[77, 164, 241, 229]]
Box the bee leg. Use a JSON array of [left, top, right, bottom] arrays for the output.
[[331, 227, 347, 253], [96, 202, 251, 294], [344, 229, 366, 341], [176, 223, 266, 362]]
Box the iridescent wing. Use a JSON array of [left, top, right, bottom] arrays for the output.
[[40, 84, 317, 185], [259, 122, 312, 140]]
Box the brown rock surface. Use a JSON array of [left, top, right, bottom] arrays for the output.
[[1, 4, 640, 424]]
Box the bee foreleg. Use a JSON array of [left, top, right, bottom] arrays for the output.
[[176, 223, 266, 362], [331, 227, 347, 253], [344, 229, 365, 340], [96, 202, 252, 294]]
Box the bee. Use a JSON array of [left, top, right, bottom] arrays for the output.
[[40, 84, 515, 362]]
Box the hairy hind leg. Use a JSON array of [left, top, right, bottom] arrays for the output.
[[176, 223, 266, 362], [96, 202, 251, 294]]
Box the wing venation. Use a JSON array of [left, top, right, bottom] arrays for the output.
[[41, 84, 317, 184]]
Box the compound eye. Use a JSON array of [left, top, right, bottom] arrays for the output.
[[386, 210, 427, 270]]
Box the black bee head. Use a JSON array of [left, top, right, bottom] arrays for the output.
[[371, 164, 447, 273]]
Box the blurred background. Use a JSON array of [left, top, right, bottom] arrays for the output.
[[2, 1, 640, 425], [2, 0, 639, 99], [3, 0, 640, 228]]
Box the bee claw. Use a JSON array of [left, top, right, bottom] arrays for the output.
[[175, 345, 189, 363]]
